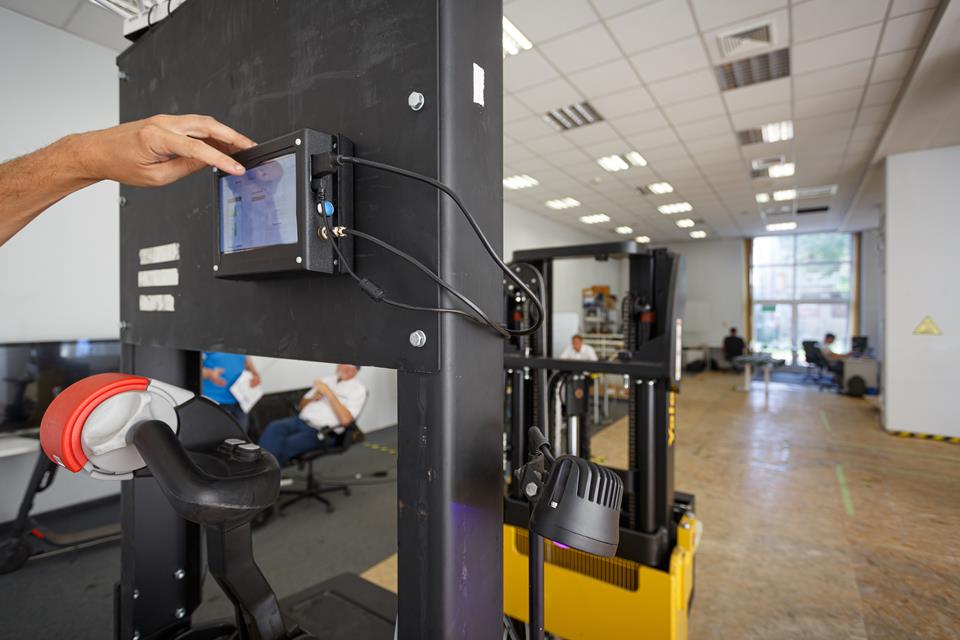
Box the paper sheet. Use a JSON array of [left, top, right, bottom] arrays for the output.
[[229, 370, 264, 414]]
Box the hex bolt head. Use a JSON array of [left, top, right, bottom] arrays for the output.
[[524, 482, 539, 498], [119, 196, 127, 207], [174, 608, 186, 620], [212, 265, 219, 272], [409, 330, 427, 348], [132, 631, 140, 640], [408, 91, 425, 111], [132, 589, 140, 600], [173, 568, 185, 580]]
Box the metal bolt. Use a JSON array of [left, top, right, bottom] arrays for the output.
[[681, 522, 691, 530], [295, 138, 302, 146], [212, 167, 218, 173], [295, 256, 303, 264], [118, 70, 128, 81], [409, 330, 427, 348], [174, 608, 186, 620], [132, 631, 140, 640], [408, 91, 425, 111], [524, 482, 538, 498], [173, 568, 185, 580], [119, 196, 127, 207], [212, 265, 219, 272], [132, 589, 139, 599]]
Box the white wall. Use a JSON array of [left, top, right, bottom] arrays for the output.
[[0, 9, 121, 518], [859, 228, 884, 358], [0, 8, 120, 343], [884, 146, 959, 438]]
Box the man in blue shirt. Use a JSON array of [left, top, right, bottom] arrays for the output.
[[201, 352, 261, 431]]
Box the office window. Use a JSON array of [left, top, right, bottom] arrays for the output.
[[750, 233, 853, 364]]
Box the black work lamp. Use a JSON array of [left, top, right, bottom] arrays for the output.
[[517, 428, 624, 639]]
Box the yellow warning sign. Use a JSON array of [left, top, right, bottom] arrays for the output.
[[913, 316, 943, 336]]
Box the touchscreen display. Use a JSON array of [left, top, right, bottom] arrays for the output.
[[219, 153, 298, 253]]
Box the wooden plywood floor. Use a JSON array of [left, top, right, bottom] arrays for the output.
[[362, 373, 960, 639]]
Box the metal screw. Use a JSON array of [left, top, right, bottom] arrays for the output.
[[212, 167, 218, 173], [409, 330, 427, 348], [132, 631, 140, 640], [173, 568, 185, 580], [119, 196, 127, 207], [524, 482, 538, 498], [296, 256, 303, 264], [212, 265, 219, 272], [681, 522, 691, 530], [174, 608, 186, 620], [118, 70, 128, 81], [408, 91, 425, 111], [132, 589, 139, 599], [295, 138, 302, 146]]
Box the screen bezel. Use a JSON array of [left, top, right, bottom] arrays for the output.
[[213, 132, 308, 278]]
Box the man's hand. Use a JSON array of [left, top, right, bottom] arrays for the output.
[[70, 114, 255, 186], [250, 373, 262, 388], [313, 380, 333, 398], [203, 367, 228, 388]]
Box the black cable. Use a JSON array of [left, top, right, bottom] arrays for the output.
[[334, 155, 544, 336]]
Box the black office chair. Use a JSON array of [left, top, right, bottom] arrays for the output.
[[279, 423, 365, 513], [802, 341, 840, 391]]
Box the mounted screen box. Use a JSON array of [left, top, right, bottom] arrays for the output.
[[214, 129, 353, 279]]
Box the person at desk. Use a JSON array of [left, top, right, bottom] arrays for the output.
[[202, 352, 262, 431], [258, 364, 367, 467], [560, 334, 598, 361], [820, 333, 848, 377], [723, 327, 746, 371]]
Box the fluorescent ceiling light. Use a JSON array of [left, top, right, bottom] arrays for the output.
[[579, 213, 611, 224], [768, 162, 795, 178], [647, 182, 673, 194], [690, 230, 707, 239], [614, 226, 633, 234], [773, 189, 796, 201], [755, 193, 770, 204], [634, 235, 651, 244], [766, 221, 798, 232], [502, 17, 533, 57], [545, 197, 581, 210], [761, 120, 794, 143], [676, 218, 695, 228], [597, 151, 646, 172], [503, 174, 539, 190], [658, 202, 693, 215]]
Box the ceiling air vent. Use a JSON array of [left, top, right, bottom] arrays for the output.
[[797, 206, 830, 215], [751, 155, 785, 170], [543, 102, 604, 131], [716, 48, 790, 91], [796, 184, 838, 199], [717, 23, 773, 59]]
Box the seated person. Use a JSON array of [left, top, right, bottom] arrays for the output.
[[258, 364, 366, 466], [559, 334, 598, 361], [820, 333, 848, 377], [723, 327, 747, 371]]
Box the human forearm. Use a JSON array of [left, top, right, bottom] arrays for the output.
[[325, 394, 355, 427], [0, 135, 95, 246]]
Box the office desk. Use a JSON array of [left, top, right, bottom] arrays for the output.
[[844, 357, 880, 393], [734, 354, 786, 398]]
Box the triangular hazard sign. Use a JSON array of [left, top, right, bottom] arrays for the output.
[[913, 316, 942, 336]]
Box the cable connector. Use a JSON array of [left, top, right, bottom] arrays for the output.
[[358, 278, 384, 302], [310, 152, 343, 178]]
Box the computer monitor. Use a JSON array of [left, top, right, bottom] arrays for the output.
[[851, 336, 868, 355]]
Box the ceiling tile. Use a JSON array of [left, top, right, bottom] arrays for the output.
[[663, 94, 727, 124], [504, 115, 558, 141], [504, 144, 537, 161], [690, 0, 786, 31], [562, 121, 622, 146], [504, 94, 534, 123], [607, 0, 697, 55], [646, 69, 718, 106], [567, 59, 640, 99], [625, 127, 681, 150], [0, 0, 79, 27], [684, 133, 738, 154], [583, 139, 633, 158], [508, 156, 557, 173], [504, 0, 599, 42], [629, 37, 711, 84], [545, 148, 594, 168], [794, 87, 864, 119], [862, 80, 902, 107], [855, 103, 892, 126], [513, 77, 583, 113], [741, 139, 792, 158], [700, 9, 790, 65], [674, 115, 732, 141], [889, 0, 940, 18], [793, 60, 872, 98], [590, 86, 657, 118], [64, 2, 128, 51], [849, 122, 886, 143], [609, 108, 670, 134], [878, 9, 936, 54], [504, 50, 560, 92], [523, 134, 577, 155], [728, 102, 791, 130], [643, 144, 694, 163], [722, 77, 791, 112], [539, 23, 622, 73], [792, 23, 882, 74], [870, 49, 917, 83], [792, 0, 888, 43], [795, 110, 858, 136], [591, 0, 658, 19]]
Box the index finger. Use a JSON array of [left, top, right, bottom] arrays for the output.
[[162, 114, 256, 152], [156, 128, 246, 176]]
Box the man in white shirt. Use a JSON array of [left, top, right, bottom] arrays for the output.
[[559, 334, 598, 361], [258, 364, 367, 466]]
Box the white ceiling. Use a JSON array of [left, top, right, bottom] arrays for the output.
[[1, 0, 948, 243], [503, 0, 944, 242]]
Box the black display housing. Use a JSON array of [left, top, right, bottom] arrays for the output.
[[213, 128, 353, 279]]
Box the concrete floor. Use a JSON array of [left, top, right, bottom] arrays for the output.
[[364, 372, 960, 639]]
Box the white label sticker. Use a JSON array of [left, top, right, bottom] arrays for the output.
[[473, 63, 485, 107], [139, 294, 175, 312], [138, 268, 179, 288], [139, 242, 180, 265]]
